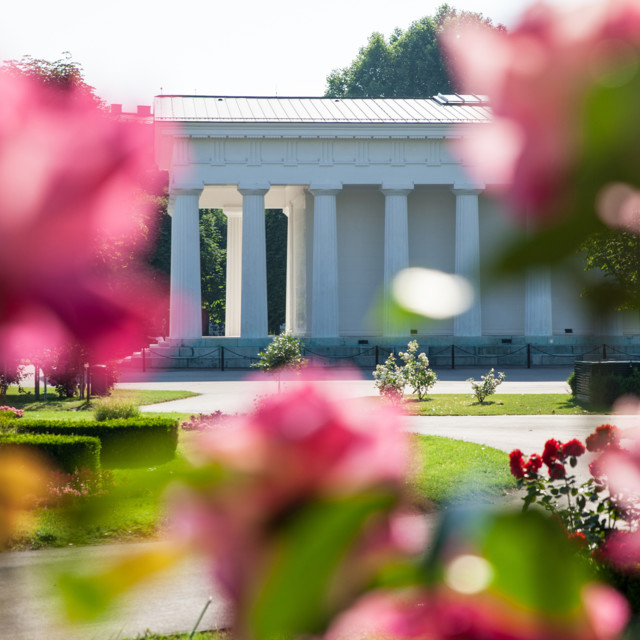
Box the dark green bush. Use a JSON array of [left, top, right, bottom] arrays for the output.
[[567, 371, 576, 396], [15, 418, 178, 468], [589, 368, 640, 407], [0, 434, 100, 473]]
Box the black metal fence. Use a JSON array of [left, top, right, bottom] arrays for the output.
[[136, 342, 640, 371]]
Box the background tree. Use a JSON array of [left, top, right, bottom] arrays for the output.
[[325, 4, 504, 98], [581, 230, 640, 311], [1, 52, 104, 107], [200, 209, 227, 327], [266, 210, 287, 334]]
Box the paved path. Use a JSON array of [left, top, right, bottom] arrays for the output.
[[3, 367, 630, 640], [118, 367, 572, 415]]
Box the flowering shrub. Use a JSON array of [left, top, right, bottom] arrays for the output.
[[467, 368, 506, 403], [180, 411, 224, 431], [0, 406, 23, 433], [252, 332, 306, 373], [398, 340, 437, 400], [0, 406, 24, 420], [509, 425, 640, 555], [43, 468, 115, 505], [373, 353, 406, 404]]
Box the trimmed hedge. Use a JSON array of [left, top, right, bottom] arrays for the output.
[[15, 418, 179, 468], [0, 434, 101, 473]]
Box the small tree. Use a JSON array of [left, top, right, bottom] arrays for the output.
[[0, 361, 25, 403], [373, 353, 406, 404], [398, 340, 437, 400], [467, 368, 506, 404], [252, 332, 307, 392]]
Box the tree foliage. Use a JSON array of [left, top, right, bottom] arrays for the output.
[[266, 210, 287, 334], [1, 52, 104, 107], [582, 230, 640, 310], [325, 4, 504, 98], [200, 209, 227, 326]]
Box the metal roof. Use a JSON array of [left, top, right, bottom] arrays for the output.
[[154, 95, 491, 125]]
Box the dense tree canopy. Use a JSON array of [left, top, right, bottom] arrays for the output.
[[1, 52, 104, 107], [582, 230, 640, 311], [325, 4, 504, 98]]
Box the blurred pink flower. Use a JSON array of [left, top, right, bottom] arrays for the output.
[[441, 0, 640, 221], [327, 584, 629, 640], [0, 72, 165, 362], [172, 380, 409, 624]]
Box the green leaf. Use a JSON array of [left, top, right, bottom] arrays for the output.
[[482, 510, 590, 618], [248, 491, 395, 640]]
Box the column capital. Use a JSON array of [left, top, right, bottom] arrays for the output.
[[171, 186, 203, 198], [309, 184, 342, 197], [452, 183, 484, 196], [381, 182, 413, 196], [222, 206, 242, 217], [238, 183, 270, 196]]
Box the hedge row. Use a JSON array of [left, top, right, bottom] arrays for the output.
[[589, 369, 640, 407], [15, 418, 179, 468], [0, 434, 101, 473]]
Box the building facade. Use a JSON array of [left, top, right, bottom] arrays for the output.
[[153, 94, 636, 351]]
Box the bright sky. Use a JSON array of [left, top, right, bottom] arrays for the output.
[[2, 0, 585, 110]]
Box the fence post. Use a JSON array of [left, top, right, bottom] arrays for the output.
[[221, 346, 225, 372], [375, 345, 379, 366], [527, 343, 531, 369], [141, 347, 146, 372], [451, 344, 455, 370], [603, 343, 607, 360]]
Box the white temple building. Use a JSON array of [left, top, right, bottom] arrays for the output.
[[148, 94, 639, 367]]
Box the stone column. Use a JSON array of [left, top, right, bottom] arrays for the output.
[[223, 206, 242, 337], [525, 267, 552, 336], [310, 185, 341, 338], [289, 194, 307, 336], [452, 187, 482, 337], [285, 205, 294, 332], [238, 184, 269, 338], [381, 185, 412, 336], [169, 187, 203, 339]]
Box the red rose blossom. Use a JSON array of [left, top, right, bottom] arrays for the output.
[[568, 531, 587, 550], [509, 449, 525, 478], [548, 462, 566, 480], [586, 424, 620, 452], [563, 438, 586, 458], [542, 439, 562, 467], [524, 453, 543, 476]]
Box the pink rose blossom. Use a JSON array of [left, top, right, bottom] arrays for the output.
[[441, 0, 640, 221], [327, 585, 627, 640], [172, 380, 409, 628]]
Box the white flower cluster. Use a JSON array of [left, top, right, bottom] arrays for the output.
[[373, 341, 438, 403], [398, 340, 438, 401], [467, 368, 506, 404]]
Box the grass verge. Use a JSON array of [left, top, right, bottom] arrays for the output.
[[123, 631, 227, 640], [1, 386, 198, 420], [408, 434, 516, 510], [405, 393, 595, 416]]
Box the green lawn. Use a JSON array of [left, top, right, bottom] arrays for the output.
[[11, 433, 515, 550], [405, 393, 595, 416], [408, 435, 516, 510], [1, 386, 198, 421]]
